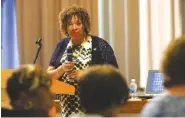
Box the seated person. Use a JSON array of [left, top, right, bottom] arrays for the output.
[[141, 36, 185, 117], [1, 64, 54, 117], [75, 65, 129, 117]]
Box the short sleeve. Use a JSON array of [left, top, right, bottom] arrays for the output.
[[49, 38, 70, 67], [49, 42, 61, 67]]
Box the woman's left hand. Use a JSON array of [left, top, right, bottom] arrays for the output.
[[67, 70, 79, 79]]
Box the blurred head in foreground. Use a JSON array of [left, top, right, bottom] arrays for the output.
[[161, 36, 185, 88], [77, 65, 129, 117], [7, 64, 54, 115]]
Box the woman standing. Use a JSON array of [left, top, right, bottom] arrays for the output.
[[47, 4, 118, 117]]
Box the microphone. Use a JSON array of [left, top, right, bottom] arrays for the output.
[[35, 38, 42, 46], [33, 38, 42, 64], [67, 46, 73, 62]]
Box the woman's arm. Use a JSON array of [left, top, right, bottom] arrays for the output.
[[47, 65, 64, 80], [47, 62, 75, 80]]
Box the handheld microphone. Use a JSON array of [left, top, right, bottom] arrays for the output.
[[67, 46, 73, 61]]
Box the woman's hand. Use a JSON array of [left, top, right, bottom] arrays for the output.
[[62, 61, 75, 72], [62, 61, 77, 79], [47, 62, 76, 80], [66, 70, 79, 80]]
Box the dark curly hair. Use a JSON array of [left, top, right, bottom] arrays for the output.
[[161, 36, 185, 88], [7, 64, 52, 103], [77, 65, 129, 116], [59, 4, 91, 36]]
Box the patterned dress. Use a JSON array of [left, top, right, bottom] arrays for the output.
[[59, 38, 92, 117]]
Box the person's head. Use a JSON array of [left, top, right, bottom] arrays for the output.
[[59, 4, 90, 40], [77, 65, 129, 117], [161, 36, 185, 88], [7, 64, 54, 114]]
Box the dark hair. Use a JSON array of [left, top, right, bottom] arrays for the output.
[[161, 36, 185, 88], [77, 65, 129, 116], [59, 4, 90, 36], [7, 64, 52, 102]]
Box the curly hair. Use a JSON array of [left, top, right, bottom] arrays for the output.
[[7, 64, 52, 102], [161, 36, 185, 88], [59, 4, 91, 36]]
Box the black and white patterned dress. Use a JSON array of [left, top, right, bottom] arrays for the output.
[[59, 38, 92, 117]]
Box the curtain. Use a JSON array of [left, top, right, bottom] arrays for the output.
[[16, 0, 98, 69], [139, 0, 182, 87], [98, 0, 140, 84], [1, 0, 20, 69], [182, 0, 185, 34], [98, 0, 182, 87]]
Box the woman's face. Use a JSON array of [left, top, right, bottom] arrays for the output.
[[67, 15, 84, 41]]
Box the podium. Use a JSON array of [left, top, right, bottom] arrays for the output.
[[51, 79, 75, 95], [1, 69, 75, 95], [1, 69, 75, 116]]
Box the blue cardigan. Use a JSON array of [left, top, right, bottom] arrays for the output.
[[49, 35, 118, 68]]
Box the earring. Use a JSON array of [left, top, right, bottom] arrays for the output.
[[66, 32, 69, 37]]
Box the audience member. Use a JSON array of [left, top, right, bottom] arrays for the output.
[[141, 36, 185, 117], [1, 64, 54, 117], [75, 65, 129, 117]]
